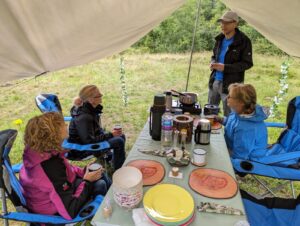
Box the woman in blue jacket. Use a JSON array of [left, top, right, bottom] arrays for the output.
[[215, 83, 268, 160]]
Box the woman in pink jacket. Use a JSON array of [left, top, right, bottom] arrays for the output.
[[20, 112, 110, 220]]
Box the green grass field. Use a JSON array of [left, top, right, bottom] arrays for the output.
[[0, 52, 299, 225]]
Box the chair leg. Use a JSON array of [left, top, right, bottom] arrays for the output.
[[1, 188, 9, 226], [290, 181, 296, 199], [251, 175, 277, 197], [103, 153, 108, 172], [262, 181, 290, 197], [3, 219, 8, 226], [252, 176, 294, 198]]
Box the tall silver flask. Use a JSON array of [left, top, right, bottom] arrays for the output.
[[194, 119, 211, 145]]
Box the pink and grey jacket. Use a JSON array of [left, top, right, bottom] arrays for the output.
[[20, 146, 93, 220]]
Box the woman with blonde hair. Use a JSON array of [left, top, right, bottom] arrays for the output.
[[20, 112, 110, 220], [215, 83, 268, 159], [68, 84, 125, 170]]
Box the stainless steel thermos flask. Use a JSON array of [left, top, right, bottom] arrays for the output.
[[194, 119, 211, 145]]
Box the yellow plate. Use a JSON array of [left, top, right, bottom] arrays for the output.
[[143, 184, 194, 223]]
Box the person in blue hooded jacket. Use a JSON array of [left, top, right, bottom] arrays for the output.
[[215, 83, 268, 159]]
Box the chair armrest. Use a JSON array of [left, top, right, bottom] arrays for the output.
[[231, 157, 300, 180], [1, 195, 103, 224], [264, 122, 286, 128], [12, 163, 23, 173], [64, 116, 72, 122], [255, 151, 300, 164], [62, 139, 110, 152]]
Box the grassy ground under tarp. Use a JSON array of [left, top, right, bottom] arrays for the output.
[[1, 52, 300, 225]]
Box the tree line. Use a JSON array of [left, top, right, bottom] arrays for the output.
[[134, 0, 284, 55]]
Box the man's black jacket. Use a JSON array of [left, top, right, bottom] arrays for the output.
[[68, 102, 113, 144], [209, 28, 253, 94]]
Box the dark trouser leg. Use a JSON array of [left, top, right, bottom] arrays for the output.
[[209, 80, 231, 116], [108, 135, 126, 170], [208, 80, 221, 105], [93, 173, 111, 196], [92, 180, 108, 196], [74, 175, 111, 197], [220, 92, 231, 116], [92, 173, 112, 196]]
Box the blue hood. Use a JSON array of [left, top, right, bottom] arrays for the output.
[[236, 105, 268, 122], [224, 104, 268, 160]]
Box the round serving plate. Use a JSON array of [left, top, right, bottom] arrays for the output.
[[143, 184, 194, 225], [127, 159, 165, 186], [189, 168, 238, 199]]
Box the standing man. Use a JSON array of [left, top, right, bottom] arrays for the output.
[[208, 11, 253, 116]]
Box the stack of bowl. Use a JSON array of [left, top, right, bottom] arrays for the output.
[[143, 184, 195, 225]]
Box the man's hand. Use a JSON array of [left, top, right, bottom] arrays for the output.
[[210, 63, 225, 72]]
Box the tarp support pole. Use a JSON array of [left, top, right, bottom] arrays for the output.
[[185, 0, 201, 92]]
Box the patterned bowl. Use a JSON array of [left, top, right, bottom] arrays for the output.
[[112, 166, 143, 209]]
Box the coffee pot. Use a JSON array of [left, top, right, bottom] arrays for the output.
[[194, 119, 211, 145], [149, 94, 166, 140]]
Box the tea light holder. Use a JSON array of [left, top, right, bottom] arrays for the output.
[[171, 167, 179, 176], [168, 167, 183, 179]]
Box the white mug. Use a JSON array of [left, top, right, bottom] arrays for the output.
[[193, 148, 207, 165]]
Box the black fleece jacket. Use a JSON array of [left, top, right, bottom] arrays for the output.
[[209, 28, 253, 94], [68, 102, 113, 144]]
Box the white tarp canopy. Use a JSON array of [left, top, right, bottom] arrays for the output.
[[222, 0, 300, 57], [1, 0, 300, 83], [0, 0, 185, 82]]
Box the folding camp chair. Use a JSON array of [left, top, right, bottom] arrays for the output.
[[241, 189, 300, 226], [231, 96, 300, 198], [35, 93, 112, 162], [35, 93, 71, 121], [0, 129, 103, 226]]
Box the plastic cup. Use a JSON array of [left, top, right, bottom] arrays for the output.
[[205, 115, 215, 126], [114, 124, 122, 132]]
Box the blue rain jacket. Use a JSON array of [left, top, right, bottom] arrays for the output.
[[224, 105, 268, 159]]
